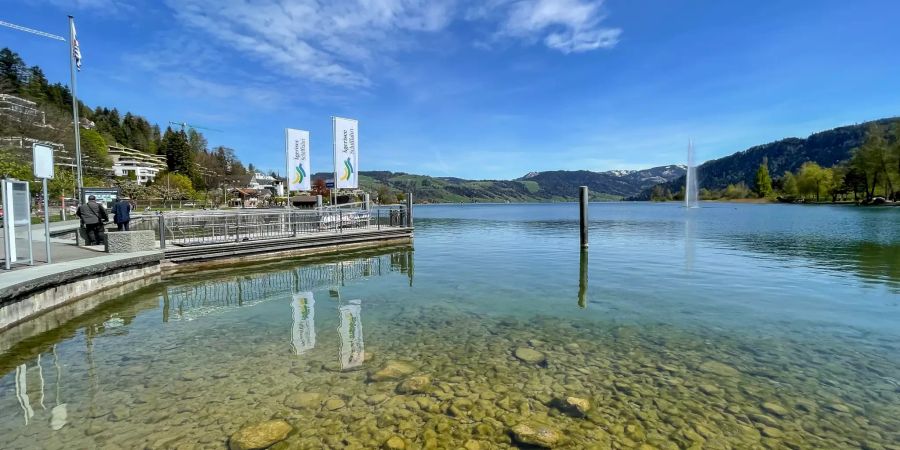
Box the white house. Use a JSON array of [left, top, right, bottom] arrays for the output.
[[108, 145, 167, 184]]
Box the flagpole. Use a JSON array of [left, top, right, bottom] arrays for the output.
[[332, 116, 337, 206], [67, 16, 83, 192]]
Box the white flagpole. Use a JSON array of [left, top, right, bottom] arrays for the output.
[[67, 16, 83, 192], [332, 116, 337, 206], [284, 128, 290, 210]]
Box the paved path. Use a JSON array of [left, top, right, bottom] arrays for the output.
[[1, 220, 103, 271]]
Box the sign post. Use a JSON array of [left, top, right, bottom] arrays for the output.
[[332, 116, 359, 206], [285, 128, 311, 206], [34, 143, 54, 263]]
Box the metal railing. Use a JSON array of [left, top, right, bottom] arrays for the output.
[[130, 204, 408, 247]]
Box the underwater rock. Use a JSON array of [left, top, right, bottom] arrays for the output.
[[284, 392, 322, 410], [368, 361, 416, 382], [396, 375, 432, 394], [761, 402, 789, 417], [383, 435, 406, 449], [698, 361, 739, 377], [551, 396, 591, 417], [324, 397, 346, 411], [825, 402, 851, 413], [514, 347, 547, 365], [228, 419, 292, 450], [510, 423, 561, 448]]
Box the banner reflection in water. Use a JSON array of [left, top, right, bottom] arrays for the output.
[[338, 300, 364, 370], [290, 292, 316, 355]]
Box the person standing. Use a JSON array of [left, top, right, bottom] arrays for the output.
[[76, 195, 108, 245], [113, 197, 133, 231]]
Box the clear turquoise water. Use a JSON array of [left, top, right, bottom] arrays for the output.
[[1, 202, 898, 449]]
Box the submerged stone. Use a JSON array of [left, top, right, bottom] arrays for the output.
[[826, 402, 851, 413], [510, 423, 561, 448], [761, 402, 789, 417], [514, 347, 547, 365], [396, 375, 432, 394], [552, 396, 591, 417], [368, 361, 416, 382], [228, 419, 292, 450], [383, 435, 406, 449], [698, 361, 739, 377], [284, 392, 322, 410], [324, 397, 346, 411]]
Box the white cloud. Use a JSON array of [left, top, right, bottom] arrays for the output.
[[160, 0, 620, 88], [165, 0, 458, 87], [496, 0, 621, 53]]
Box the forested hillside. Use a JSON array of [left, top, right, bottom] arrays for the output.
[[312, 165, 685, 203], [632, 118, 900, 201]]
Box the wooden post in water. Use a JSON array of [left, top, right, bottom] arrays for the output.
[[405, 193, 414, 228], [579, 186, 588, 248]]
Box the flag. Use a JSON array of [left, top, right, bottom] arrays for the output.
[[72, 23, 82, 71]]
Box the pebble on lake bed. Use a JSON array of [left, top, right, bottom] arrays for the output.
[[510, 423, 561, 448], [698, 360, 740, 377], [228, 419, 292, 450], [368, 360, 416, 381], [514, 347, 547, 365]]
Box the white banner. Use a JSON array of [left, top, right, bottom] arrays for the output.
[[286, 128, 311, 191], [333, 117, 358, 189]]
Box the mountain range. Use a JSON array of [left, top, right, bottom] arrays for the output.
[[324, 117, 895, 203], [312, 165, 685, 203]]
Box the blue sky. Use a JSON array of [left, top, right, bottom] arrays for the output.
[[4, 0, 900, 179]]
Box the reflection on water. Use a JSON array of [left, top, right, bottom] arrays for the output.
[[578, 249, 588, 308], [338, 300, 365, 370], [11, 346, 67, 431], [290, 292, 316, 355]]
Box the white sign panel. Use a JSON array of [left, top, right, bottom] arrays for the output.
[[32, 144, 54, 179], [333, 117, 358, 189], [285, 129, 311, 191]]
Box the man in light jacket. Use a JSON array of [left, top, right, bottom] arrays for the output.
[[76, 195, 108, 245]]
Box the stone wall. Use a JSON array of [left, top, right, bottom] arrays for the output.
[[106, 230, 156, 253], [0, 253, 163, 332]]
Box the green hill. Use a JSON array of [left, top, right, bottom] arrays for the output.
[[631, 117, 900, 200], [313, 164, 685, 203]]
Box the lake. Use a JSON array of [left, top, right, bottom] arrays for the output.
[[1, 202, 898, 449]]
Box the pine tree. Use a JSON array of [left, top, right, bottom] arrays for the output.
[[755, 157, 773, 198], [0, 48, 26, 91], [164, 129, 196, 178]]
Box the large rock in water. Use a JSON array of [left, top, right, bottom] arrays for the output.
[[514, 347, 547, 366], [229, 419, 292, 450], [368, 360, 415, 382], [510, 423, 561, 448]]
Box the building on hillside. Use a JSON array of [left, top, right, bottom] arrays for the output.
[[0, 94, 48, 127], [108, 145, 167, 184], [228, 187, 274, 208], [248, 171, 285, 196], [0, 136, 71, 168]]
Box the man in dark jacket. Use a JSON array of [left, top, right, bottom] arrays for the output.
[[76, 195, 108, 245], [113, 197, 133, 231]]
